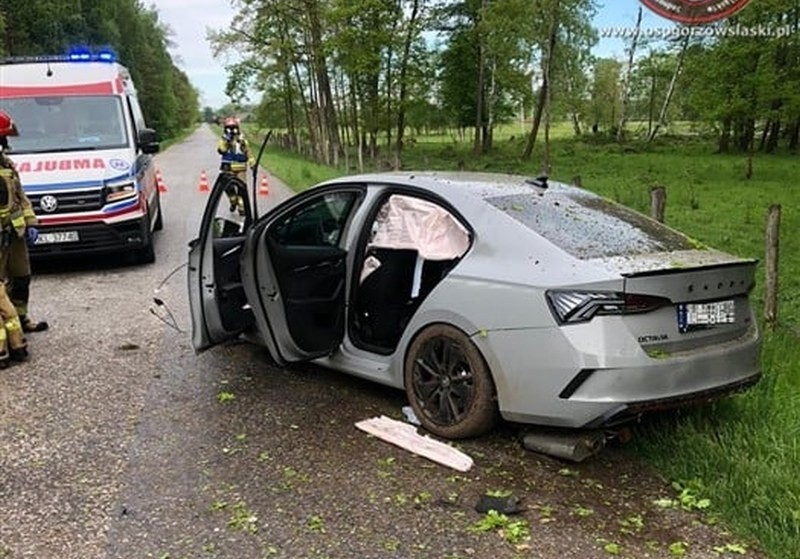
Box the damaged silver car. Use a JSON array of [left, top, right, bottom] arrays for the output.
[[188, 172, 761, 439]]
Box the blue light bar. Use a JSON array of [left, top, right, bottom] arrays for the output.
[[1, 48, 117, 65]]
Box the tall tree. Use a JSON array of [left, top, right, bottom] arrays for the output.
[[616, 5, 642, 142], [522, 0, 597, 159], [589, 58, 622, 134], [648, 34, 690, 142]]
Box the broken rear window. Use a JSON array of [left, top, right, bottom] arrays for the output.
[[486, 189, 697, 259]]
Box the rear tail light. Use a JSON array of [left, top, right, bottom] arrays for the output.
[[546, 290, 671, 325]]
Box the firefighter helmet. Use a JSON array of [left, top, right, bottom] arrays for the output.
[[0, 111, 19, 137], [223, 116, 240, 137]]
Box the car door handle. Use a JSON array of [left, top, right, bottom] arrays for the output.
[[293, 260, 340, 273]]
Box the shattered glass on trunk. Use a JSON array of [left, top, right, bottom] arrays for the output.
[[486, 188, 698, 259]]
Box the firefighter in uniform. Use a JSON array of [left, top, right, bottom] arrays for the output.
[[0, 111, 33, 367], [217, 117, 253, 214], [0, 110, 47, 339]]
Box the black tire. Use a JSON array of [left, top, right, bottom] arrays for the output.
[[137, 220, 156, 264], [404, 324, 499, 439]]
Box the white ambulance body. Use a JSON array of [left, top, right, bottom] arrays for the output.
[[0, 52, 162, 263]]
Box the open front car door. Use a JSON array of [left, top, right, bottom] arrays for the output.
[[188, 173, 255, 352]]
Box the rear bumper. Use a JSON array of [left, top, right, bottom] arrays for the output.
[[583, 372, 762, 428], [29, 217, 149, 258], [473, 321, 761, 429]]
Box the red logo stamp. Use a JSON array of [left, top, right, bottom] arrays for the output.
[[639, 0, 751, 25]]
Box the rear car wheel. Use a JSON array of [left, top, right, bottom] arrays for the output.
[[404, 324, 499, 439]]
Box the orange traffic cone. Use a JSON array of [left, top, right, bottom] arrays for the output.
[[198, 170, 210, 193], [155, 169, 168, 193], [258, 175, 269, 197]]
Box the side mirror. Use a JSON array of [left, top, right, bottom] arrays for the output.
[[138, 128, 160, 154]]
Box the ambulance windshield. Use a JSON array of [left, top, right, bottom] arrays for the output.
[[0, 95, 128, 154]]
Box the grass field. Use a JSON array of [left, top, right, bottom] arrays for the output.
[[258, 129, 800, 559]]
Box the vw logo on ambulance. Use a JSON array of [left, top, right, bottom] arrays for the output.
[[39, 195, 59, 213], [640, 0, 751, 25]]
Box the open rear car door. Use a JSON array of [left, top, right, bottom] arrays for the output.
[[242, 188, 362, 363], [188, 173, 255, 352]]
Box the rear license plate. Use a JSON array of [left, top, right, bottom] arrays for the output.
[[677, 300, 735, 333], [34, 231, 80, 245]]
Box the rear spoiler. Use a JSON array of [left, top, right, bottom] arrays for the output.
[[621, 258, 758, 279]]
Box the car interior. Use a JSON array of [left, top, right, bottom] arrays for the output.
[[351, 194, 471, 353], [353, 248, 460, 351], [210, 186, 471, 357]]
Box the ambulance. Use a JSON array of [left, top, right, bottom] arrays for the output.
[[0, 49, 162, 263]]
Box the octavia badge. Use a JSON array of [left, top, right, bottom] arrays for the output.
[[39, 195, 59, 213]]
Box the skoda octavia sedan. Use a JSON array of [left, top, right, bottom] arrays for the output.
[[188, 172, 761, 439]]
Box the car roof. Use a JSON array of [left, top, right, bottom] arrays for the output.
[[322, 171, 546, 200], [320, 171, 712, 263]]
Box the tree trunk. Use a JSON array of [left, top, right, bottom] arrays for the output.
[[566, 72, 582, 136], [292, 60, 316, 157], [365, 71, 379, 159], [358, 132, 365, 173], [788, 118, 800, 151], [305, 0, 339, 164], [648, 34, 689, 143], [350, 78, 360, 154], [473, 0, 487, 157], [765, 119, 781, 154], [718, 116, 731, 153], [395, 0, 420, 158], [484, 60, 496, 153], [523, 3, 559, 161], [336, 69, 350, 151], [647, 72, 656, 138], [522, 75, 547, 160], [735, 118, 755, 152], [758, 119, 771, 152], [617, 6, 643, 142], [542, 56, 553, 175], [306, 53, 326, 163], [385, 48, 394, 150], [283, 68, 296, 147], [571, 111, 582, 136]]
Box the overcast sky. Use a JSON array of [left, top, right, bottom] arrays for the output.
[[148, 0, 665, 110]]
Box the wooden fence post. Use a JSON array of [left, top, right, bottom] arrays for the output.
[[650, 186, 666, 223], [572, 175, 582, 187], [765, 204, 781, 329]]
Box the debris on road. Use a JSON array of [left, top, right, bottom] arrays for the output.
[[475, 492, 524, 515], [401, 405, 421, 426], [355, 415, 473, 472]]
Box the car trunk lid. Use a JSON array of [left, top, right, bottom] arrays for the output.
[[590, 250, 758, 353]]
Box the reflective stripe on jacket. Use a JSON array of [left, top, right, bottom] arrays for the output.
[[0, 158, 38, 234]]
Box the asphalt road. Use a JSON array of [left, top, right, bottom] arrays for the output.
[[0, 126, 761, 559]]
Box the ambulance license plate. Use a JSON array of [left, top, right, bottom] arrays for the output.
[[677, 300, 735, 333], [35, 231, 80, 245]]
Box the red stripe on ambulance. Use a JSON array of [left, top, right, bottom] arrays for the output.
[[0, 81, 114, 98]]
